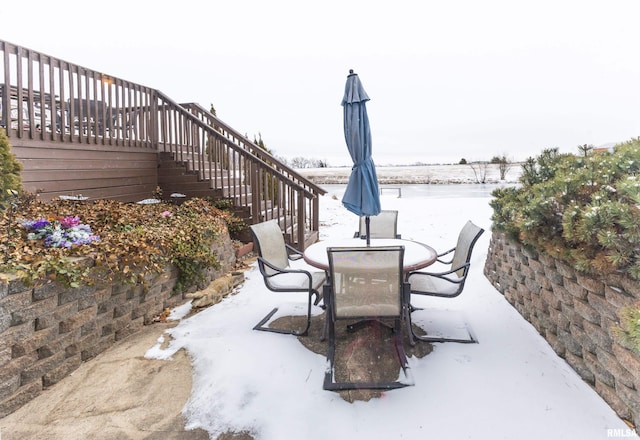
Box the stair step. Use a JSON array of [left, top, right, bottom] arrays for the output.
[[158, 151, 312, 249], [158, 175, 204, 185]]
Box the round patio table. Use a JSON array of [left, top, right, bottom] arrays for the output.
[[303, 238, 437, 273]]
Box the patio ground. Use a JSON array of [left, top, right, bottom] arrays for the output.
[[0, 280, 426, 440], [0, 319, 211, 439]]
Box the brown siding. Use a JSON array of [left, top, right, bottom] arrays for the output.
[[12, 139, 158, 202]]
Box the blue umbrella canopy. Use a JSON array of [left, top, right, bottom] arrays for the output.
[[341, 70, 381, 222]]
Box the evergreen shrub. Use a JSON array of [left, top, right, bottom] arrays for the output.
[[491, 138, 640, 279], [0, 128, 22, 211]]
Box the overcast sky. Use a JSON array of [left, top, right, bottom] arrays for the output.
[[3, 0, 640, 165]]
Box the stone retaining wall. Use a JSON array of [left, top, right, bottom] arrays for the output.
[[0, 230, 236, 417], [484, 230, 640, 429]]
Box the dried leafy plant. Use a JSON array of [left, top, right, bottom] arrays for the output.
[[0, 195, 244, 291]]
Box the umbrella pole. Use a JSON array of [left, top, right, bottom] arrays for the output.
[[365, 216, 371, 246]]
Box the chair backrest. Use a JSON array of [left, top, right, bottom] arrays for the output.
[[357, 210, 399, 239], [451, 221, 484, 277], [327, 246, 405, 319], [249, 220, 289, 274]]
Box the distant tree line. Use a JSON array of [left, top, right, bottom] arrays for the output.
[[283, 157, 329, 169], [462, 154, 512, 182], [247, 130, 328, 169]]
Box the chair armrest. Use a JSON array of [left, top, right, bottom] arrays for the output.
[[256, 257, 320, 296], [257, 256, 311, 277], [407, 262, 470, 285], [285, 243, 304, 261], [436, 247, 455, 264]]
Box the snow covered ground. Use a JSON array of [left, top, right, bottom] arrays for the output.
[[146, 183, 637, 440], [298, 163, 522, 184]]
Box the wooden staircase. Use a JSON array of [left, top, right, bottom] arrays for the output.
[[157, 153, 224, 199], [157, 152, 319, 249]]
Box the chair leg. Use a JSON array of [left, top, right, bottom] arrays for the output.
[[323, 316, 414, 391], [405, 308, 417, 347], [411, 331, 478, 344], [320, 311, 329, 341], [313, 290, 323, 306], [346, 319, 393, 333], [406, 309, 478, 344], [392, 319, 413, 382], [320, 284, 331, 341], [253, 292, 314, 337], [322, 314, 337, 389], [412, 323, 478, 343]]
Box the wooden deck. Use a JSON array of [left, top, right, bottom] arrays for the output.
[[0, 39, 325, 249]]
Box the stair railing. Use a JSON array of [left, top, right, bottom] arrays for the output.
[[155, 92, 324, 248], [181, 102, 325, 196]]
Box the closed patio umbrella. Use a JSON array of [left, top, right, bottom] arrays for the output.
[[341, 70, 381, 246]]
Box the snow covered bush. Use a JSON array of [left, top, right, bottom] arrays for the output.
[[490, 138, 640, 279]]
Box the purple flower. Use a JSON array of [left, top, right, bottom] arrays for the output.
[[21, 216, 99, 248], [22, 219, 50, 230], [60, 216, 80, 229]]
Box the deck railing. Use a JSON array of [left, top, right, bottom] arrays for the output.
[[0, 39, 325, 248], [1, 41, 157, 148]]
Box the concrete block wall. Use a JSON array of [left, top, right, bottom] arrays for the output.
[[484, 230, 640, 429], [0, 229, 236, 417]]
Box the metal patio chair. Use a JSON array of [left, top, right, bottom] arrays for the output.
[[353, 210, 401, 239], [249, 220, 326, 336], [405, 220, 484, 344], [323, 245, 413, 390]]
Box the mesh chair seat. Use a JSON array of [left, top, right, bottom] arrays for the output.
[[336, 302, 401, 318], [267, 271, 326, 291], [406, 273, 463, 297]]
